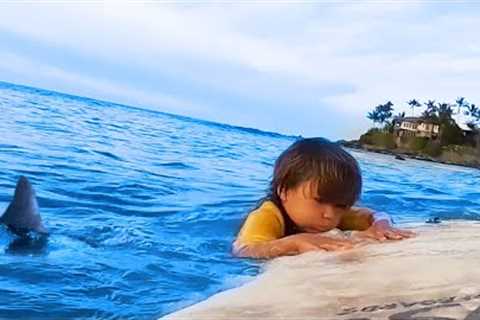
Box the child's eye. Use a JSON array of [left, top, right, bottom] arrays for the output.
[[335, 204, 348, 209]]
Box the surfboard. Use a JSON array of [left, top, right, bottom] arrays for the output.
[[163, 221, 480, 320]]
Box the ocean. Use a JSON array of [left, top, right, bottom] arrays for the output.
[[0, 81, 479, 319]]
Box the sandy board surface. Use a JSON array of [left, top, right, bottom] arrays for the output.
[[164, 222, 480, 320]]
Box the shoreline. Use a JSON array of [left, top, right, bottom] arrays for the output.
[[340, 141, 480, 170]]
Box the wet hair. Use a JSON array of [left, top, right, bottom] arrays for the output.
[[266, 137, 362, 234]]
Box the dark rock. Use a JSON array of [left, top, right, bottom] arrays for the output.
[[426, 217, 441, 224]]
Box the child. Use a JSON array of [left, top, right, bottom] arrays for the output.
[[233, 137, 414, 259]]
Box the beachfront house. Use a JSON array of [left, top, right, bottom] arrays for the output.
[[394, 117, 440, 139], [457, 122, 475, 137]]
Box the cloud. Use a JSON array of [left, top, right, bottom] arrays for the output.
[[0, 50, 205, 117], [0, 1, 479, 139]]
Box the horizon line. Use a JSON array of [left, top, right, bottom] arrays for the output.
[[0, 79, 301, 141]]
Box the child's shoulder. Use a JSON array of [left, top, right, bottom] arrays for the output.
[[247, 200, 285, 227], [257, 200, 279, 212], [236, 200, 286, 245], [252, 200, 281, 216]]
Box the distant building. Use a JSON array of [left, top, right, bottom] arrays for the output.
[[394, 117, 440, 139], [456, 122, 474, 136]]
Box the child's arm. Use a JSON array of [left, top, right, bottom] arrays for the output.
[[233, 202, 359, 259], [233, 233, 357, 259], [340, 207, 415, 240], [233, 237, 296, 258]]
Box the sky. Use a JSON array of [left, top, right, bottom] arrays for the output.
[[1, 0, 480, 140]]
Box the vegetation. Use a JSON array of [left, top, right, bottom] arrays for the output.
[[408, 137, 428, 151], [423, 140, 442, 157], [407, 99, 421, 116], [359, 97, 480, 167], [359, 128, 396, 149], [367, 101, 394, 127]]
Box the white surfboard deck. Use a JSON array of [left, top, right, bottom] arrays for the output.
[[164, 221, 480, 320]]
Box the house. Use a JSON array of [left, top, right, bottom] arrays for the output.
[[393, 117, 440, 139], [457, 122, 474, 137]]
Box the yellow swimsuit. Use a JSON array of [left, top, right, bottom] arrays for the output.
[[236, 201, 373, 246]]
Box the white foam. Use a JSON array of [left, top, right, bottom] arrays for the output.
[[164, 222, 480, 320]]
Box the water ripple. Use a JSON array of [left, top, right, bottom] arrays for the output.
[[0, 81, 479, 318]]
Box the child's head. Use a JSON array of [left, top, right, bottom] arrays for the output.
[[270, 137, 362, 232]]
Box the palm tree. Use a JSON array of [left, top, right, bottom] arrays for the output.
[[367, 109, 381, 126], [367, 102, 394, 127], [467, 121, 477, 130], [464, 104, 480, 150], [437, 102, 454, 124], [455, 97, 468, 115], [465, 103, 479, 118], [379, 101, 394, 128], [425, 100, 436, 110], [465, 103, 480, 145], [392, 111, 405, 129], [423, 100, 438, 120], [408, 99, 421, 116], [384, 101, 394, 110]]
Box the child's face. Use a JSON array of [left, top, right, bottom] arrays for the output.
[[279, 181, 347, 233]]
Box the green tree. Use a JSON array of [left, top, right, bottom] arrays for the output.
[[465, 103, 479, 123], [381, 101, 394, 124], [422, 100, 438, 120], [437, 102, 454, 125], [367, 109, 380, 125], [367, 101, 394, 127], [455, 97, 468, 115], [436, 102, 459, 146], [391, 111, 405, 128], [440, 123, 463, 146], [464, 103, 480, 149], [393, 111, 405, 120], [408, 99, 421, 116]]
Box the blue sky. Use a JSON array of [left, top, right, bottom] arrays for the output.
[[1, 1, 480, 140]]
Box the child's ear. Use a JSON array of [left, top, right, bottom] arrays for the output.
[[277, 187, 288, 201]]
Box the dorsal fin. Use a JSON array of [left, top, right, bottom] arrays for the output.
[[1, 176, 48, 236]]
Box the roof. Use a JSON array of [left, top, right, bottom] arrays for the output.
[[398, 117, 439, 125], [457, 122, 473, 132], [452, 113, 474, 132]]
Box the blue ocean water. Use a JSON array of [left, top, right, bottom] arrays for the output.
[[0, 81, 479, 319]]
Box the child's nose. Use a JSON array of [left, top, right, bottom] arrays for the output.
[[323, 206, 336, 219]]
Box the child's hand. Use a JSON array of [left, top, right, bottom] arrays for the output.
[[288, 233, 359, 253], [357, 220, 415, 241]]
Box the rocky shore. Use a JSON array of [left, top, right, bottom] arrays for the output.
[[338, 140, 480, 170]]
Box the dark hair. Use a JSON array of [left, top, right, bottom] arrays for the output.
[[266, 137, 362, 234]]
